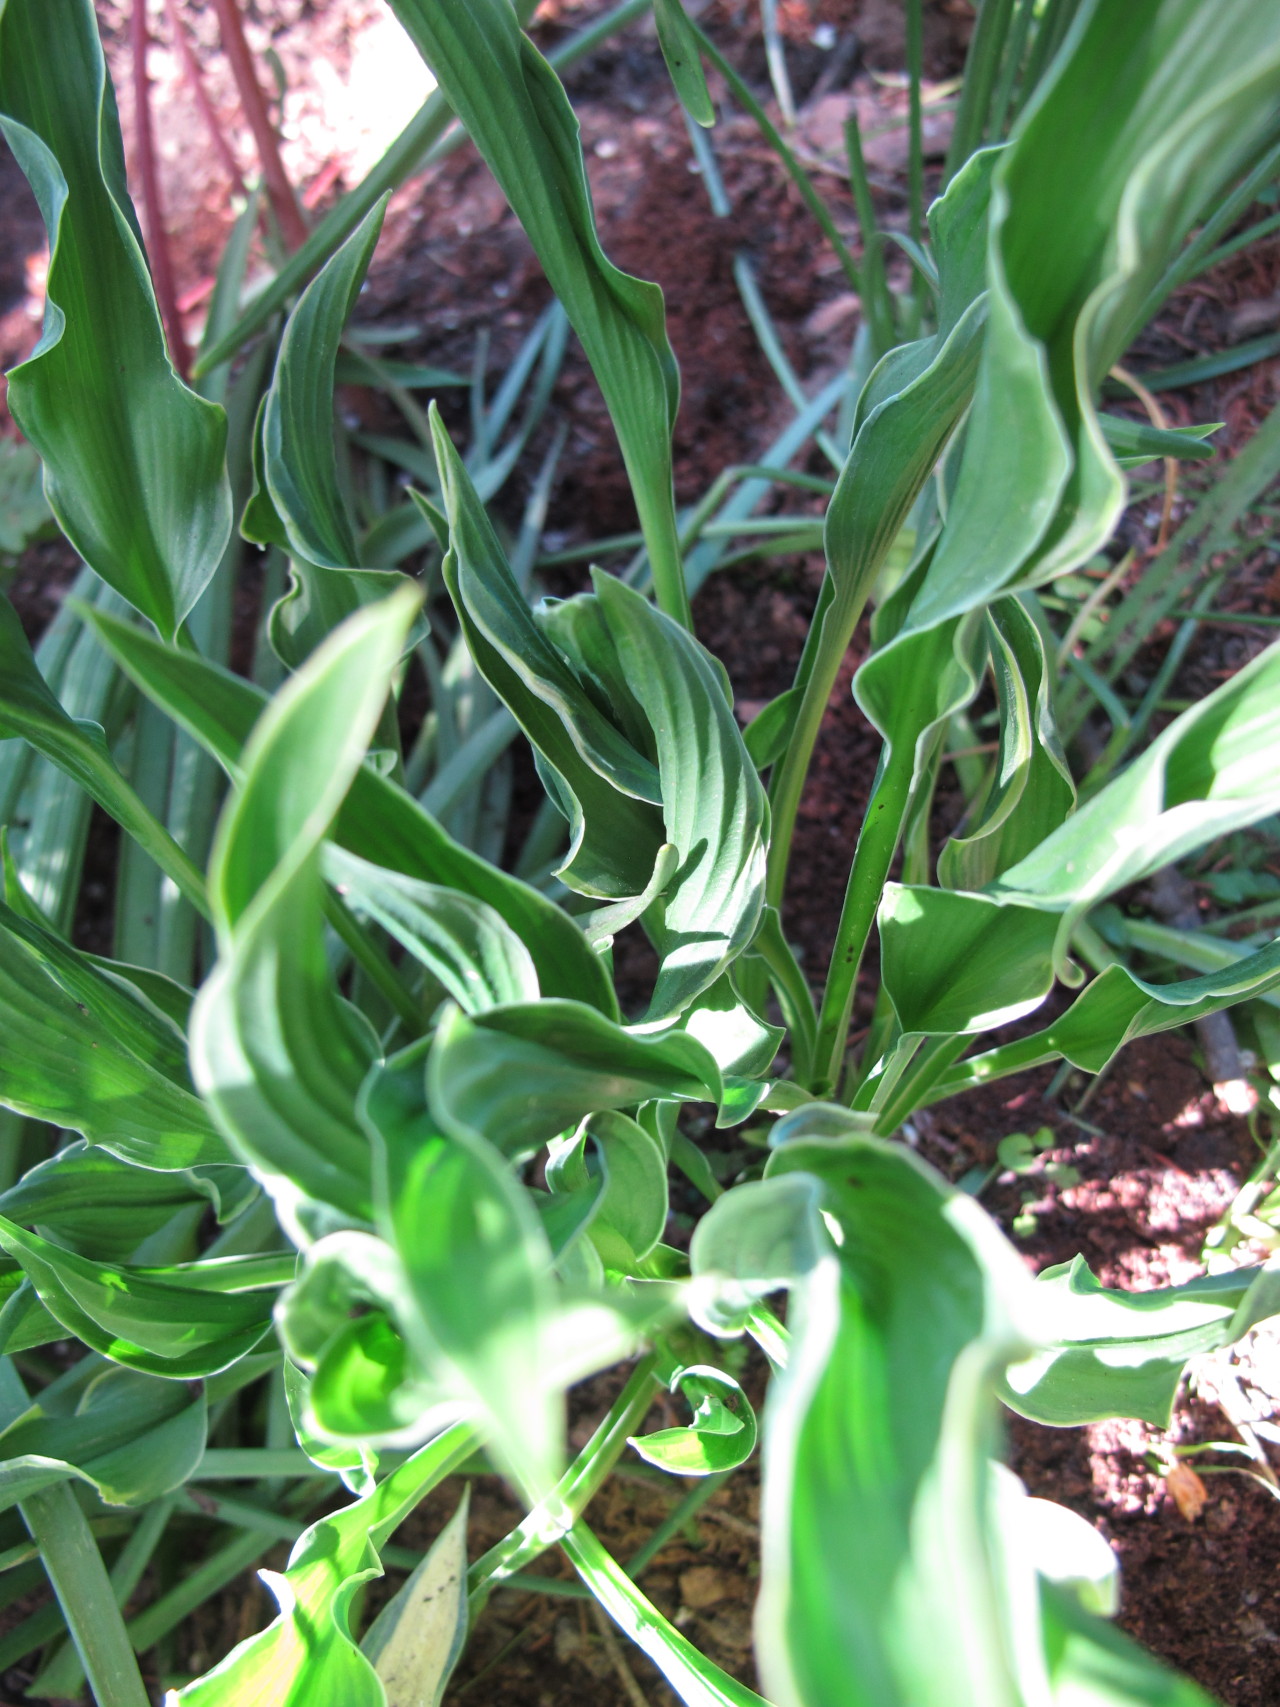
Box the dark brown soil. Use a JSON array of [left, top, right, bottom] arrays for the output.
[[2, 2, 1279, 1705]]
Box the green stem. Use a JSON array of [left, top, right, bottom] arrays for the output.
[[812, 744, 914, 1094], [748, 906, 817, 1086], [20, 1482, 151, 1707], [765, 569, 876, 916], [562, 1521, 771, 1707], [905, 0, 924, 246], [468, 1354, 660, 1613]]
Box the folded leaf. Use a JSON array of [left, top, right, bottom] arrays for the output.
[[191, 590, 420, 1235], [0, 0, 230, 636], [175, 1422, 477, 1707], [0, 901, 227, 1170], [938, 596, 1074, 890], [943, 936, 1280, 1092], [364, 1044, 561, 1496], [592, 572, 769, 1018], [323, 845, 539, 1013], [262, 201, 386, 571], [428, 417, 665, 900], [546, 1109, 668, 1271], [1001, 1254, 1280, 1427], [989, 639, 1280, 968], [629, 1363, 757, 1476], [0, 1221, 289, 1378], [87, 602, 617, 1015], [427, 1000, 723, 1157], [0, 1355, 205, 1511], [0, 1143, 241, 1262]]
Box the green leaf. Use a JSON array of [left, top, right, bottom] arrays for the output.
[[84, 603, 617, 1015], [0, 0, 230, 637], [1041, 1581, 1214, 1706], [653, 0, 714, 126], [546, 1109, 668, 1270], [427, 419, 666, 901], [281, 1232, 443, 1443], [947, 935, 1280, 1090], [0, 1143, 239, 1262], [1098, 414, 1219, 466], [689, 1171, 829, 1336], [1000, 1255, 1280, 1427], [323, 847, 539, 1014], [878, 883, 1059, 1035], [0, 593, 206, 914], [990, 639, 1280, 967], [0, 1221, 289, 1378], [427, 1000, 723, 1158], [769, 148, 998, 901], [629, 1363, 757, 1475], [283, 1359, 380, 1496], [591, 572, 769, 1018], [362, 1488, 470, 1707], [937, 596, 1074, 890], [191, 589, 421, 1235], [677, 971, 783, 1080], [751, 1119, 1035, 1707], [0, 1356, 205, 1512], [0, 901, 228, 1170], [364, 1043, 561, 1495], [386, 0, 689, 623], [262, 201, 387, 571], [174, 1423, 477, 1707]]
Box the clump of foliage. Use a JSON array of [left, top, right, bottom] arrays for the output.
[[0, 1, 1278, 1705]]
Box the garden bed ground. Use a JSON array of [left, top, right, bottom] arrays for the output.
[[1, 1, 1279, 1702]]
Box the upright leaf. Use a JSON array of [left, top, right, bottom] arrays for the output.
[[385, 0, 690, 623], [191, 589, 421, 1236], [0, 0, 230, 636], [85, 604, 618, 1014]]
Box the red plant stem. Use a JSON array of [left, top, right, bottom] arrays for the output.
[[162, 0, 248, 197], [131, 0, 192, 378], [208, 0, 308, 251]]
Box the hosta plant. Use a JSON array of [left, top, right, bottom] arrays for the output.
[[0, 1, 1279, 1705]]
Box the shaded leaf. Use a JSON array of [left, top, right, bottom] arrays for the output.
[[0, 1356, 205, 1511], [0, 0, 230, 636]]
